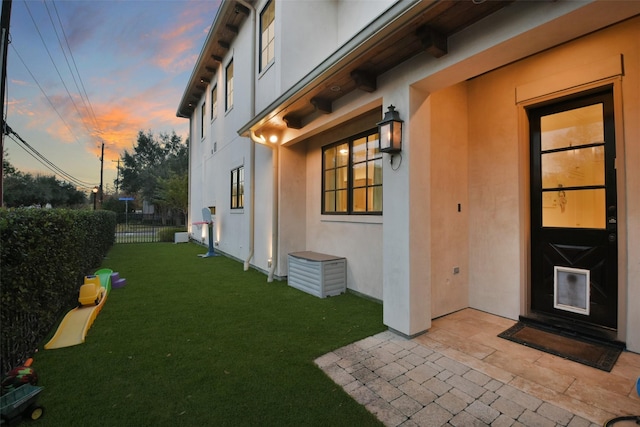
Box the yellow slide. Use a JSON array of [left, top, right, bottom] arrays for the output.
[[44, 269, 112, 350]]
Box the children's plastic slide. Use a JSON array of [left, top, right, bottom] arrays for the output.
[[44, 269, 112, 350]]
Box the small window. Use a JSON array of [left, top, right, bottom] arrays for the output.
[[231, 166, 244, 209], [200, 102, 206, 139], [322, 129, 382, 214], [260, 0, 275, 72], [210, 86, 217, 120], [225, 60, 234, 111]]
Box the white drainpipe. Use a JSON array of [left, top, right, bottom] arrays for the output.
[[244, 140, 255, 271], [237, 0, 278, 282], [238, 0, 256, 272], [268, 144, 278, 282]]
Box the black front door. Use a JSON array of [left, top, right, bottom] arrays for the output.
[[529, 87, 618, 337]]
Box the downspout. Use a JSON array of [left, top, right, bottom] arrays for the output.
[[237, 0, 278, 282], [268, 143, 278, 282], [244, 139, 255, 271], [187, 116, 192, 238], [238, 0, 256, 272]]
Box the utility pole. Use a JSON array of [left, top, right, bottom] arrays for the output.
[[0, 0, 12, 206], [111, 158, 120, 196], [99, 141, 104, 205]]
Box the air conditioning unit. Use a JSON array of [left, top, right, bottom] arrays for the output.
[[287, 251, 346, 298], [174, 232, 189, 243]]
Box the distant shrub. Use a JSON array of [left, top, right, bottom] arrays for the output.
[[157, 227, 188, 242]]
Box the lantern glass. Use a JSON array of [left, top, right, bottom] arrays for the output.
[[379, 122, 392, 151], [377, 105, 403, 154]]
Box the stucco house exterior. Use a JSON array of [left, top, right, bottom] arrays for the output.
[[177, 0, 640, 353]]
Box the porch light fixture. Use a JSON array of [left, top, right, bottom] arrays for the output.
[[377, 105, 403, 154]]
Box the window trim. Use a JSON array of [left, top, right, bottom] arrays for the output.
[[259, 0, 275, 73], [225, 59, 234, 112], [230, 165, 244, 210], [321, 128, 382, 215], [210, 85, 217, 122], [200, 102, 206, 140]]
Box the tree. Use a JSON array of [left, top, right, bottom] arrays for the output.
[[2, 159, 87, 208], [155, 172, 188, 225], [118, 131, 188, 224], [2, 149, 17, 177]]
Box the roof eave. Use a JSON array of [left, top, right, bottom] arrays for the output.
[[176, 1, 252, 119]]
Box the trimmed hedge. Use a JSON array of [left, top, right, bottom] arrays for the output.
[[157, 226, 187, 242], [0, 208, 116, 374]]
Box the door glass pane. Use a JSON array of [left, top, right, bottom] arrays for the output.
[[542, 188, 605, 228], [541, 146, 604, 189], [541, 104, 604, 151]]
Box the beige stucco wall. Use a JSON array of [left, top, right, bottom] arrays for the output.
[[466, 69, 523, 321], [621, 21, 640, 353], [464, 17, 639, 349], [279, 143, 307, 273], [294, 110, 385, 300], [428, 84, 470, 318]]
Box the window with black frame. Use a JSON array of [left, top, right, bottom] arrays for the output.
[[210, 85, 217, 120], [225, 60, 234, 111], [200, 102, 205, 139], [322, 129, 382, 214], [260, 0, 275, 72], [231, 166, 244, 209]]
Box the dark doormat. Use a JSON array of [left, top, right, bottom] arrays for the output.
[[498, 322, 623, 372]]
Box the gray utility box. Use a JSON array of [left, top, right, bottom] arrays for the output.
[[288, 251, 346, 298]]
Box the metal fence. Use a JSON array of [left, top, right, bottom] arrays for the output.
[[115, 213, 184, 244]]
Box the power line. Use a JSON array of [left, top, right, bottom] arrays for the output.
[[6, 136, 95, 191], [10, 44, 82, 144], [50, 0, 102, 133], [22, 0, 95, 138], [4, 123, 97, 189], [5, 132, 95, 189]]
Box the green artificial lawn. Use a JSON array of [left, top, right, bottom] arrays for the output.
[[32, 243, 386, 426]]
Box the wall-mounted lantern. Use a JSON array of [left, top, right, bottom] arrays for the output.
[[377, 105, 403, 154]]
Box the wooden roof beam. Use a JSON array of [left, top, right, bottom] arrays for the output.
[[351, 70, 377, 93], [417, 25, 447, 58], [283, 114, 303, 129], [310, 97, 332, 114]]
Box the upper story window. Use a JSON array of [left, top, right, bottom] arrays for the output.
[[200, 102, 206, 139], [210, 86, 217, 120], [322, 129, 382, 214], [260, 0, 275, 72], [231, 166, 244, 209], [225, 60, 234, 111]]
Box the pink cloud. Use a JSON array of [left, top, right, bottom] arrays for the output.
[[10, 78, 30, 87], [152, 1, 219, 73]]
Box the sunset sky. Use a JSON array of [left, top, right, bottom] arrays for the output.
[[4, 0, 219, 195]]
